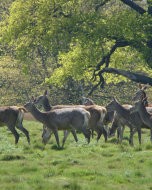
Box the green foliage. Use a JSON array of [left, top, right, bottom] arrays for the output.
[[0, 1, 151, 80], [1, 0, 152, 103], [0, 56, 46, 105], [48, 40, 102, 86]]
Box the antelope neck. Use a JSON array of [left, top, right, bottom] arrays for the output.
[[138, 103, 151, 120], [114, 102, 130, 119], [30, 105, 47, 123]]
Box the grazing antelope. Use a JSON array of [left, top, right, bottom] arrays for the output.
[[34, 90, 108, 142], [0, 106, 30, 144], [24, 101, 91, 148], [108, 105, 132, 143], [130, 99, 152, 142]]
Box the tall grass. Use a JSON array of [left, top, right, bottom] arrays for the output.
[[0, 121, 152, 190]]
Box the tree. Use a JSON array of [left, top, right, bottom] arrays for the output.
[[92, 0, 152, 93], [1, 0, 152, 97]]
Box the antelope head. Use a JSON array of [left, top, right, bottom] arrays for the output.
[[106, 97, 118, 112], [34, 90, 48, 106], [42, 126, 52, 144], [132, 83, 148, 103]]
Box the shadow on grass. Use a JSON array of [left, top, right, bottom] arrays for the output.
[[1, 154, 25, 161], [51, 144, 65, 151], [33, 143, 45, 151], [108, 136, 130, 144]]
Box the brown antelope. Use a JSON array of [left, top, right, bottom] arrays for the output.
[[24, 101, 91, 148], [0, 106, 30, 144], [34, 90, 108, 142], [81, 97, 126, 141], [130, 99, 152, 142]]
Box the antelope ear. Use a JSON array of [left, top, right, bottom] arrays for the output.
[[44, 90, 48, 96], [138, 83, 142, 89], [31, 96, 35, 102], [112, 97, 117, 101]]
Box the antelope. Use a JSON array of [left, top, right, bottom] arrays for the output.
[[0, 106, 30, 144], [106, 97, 149, 145], [34, 90, 108, 142], [24, 101, 91, 148], [82, 97, 133, 143], [33, 91, 78, 144], [81, 97, 124, 140], [108, 106, 152, 144], [130, 99, 152, 142], [108, 105, 132, 143], [78, 96, 108, 139]]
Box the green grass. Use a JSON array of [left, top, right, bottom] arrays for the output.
[[0, 121, 152, 190]]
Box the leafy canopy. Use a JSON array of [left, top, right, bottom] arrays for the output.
[[1, 0, 152, 87]]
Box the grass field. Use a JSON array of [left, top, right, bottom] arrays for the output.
[[0, 120, 152, 190]]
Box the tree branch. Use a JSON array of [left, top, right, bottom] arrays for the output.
[[92, 40, 130, 81], [89, 0, 152, 95], [120, 0, 146, 14], [101, 68, 152, 84], [89, 67, 152, 95]]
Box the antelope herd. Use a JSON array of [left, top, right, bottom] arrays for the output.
[[1, 84, 152, 148]]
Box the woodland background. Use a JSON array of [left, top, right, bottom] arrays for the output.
[[1, 0, 152, 106]]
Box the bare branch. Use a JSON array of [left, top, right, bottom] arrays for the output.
[[89, 67, 152, 95], [100, 68, 152, 85], [96, 40, 130, 70], [120, 0, 146, 14]]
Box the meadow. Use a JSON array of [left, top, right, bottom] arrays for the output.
[[0, 120, 152, 190]]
